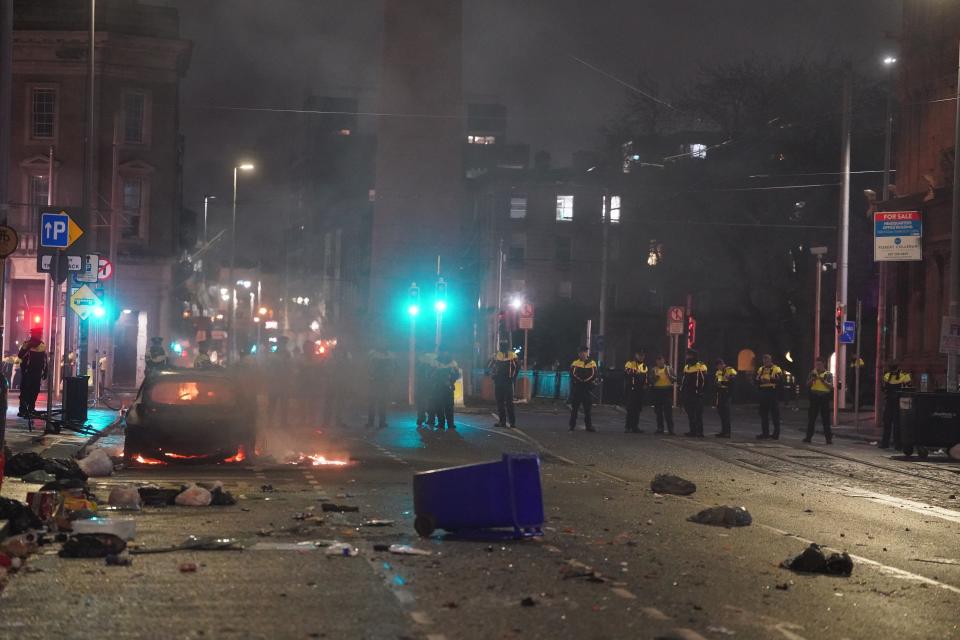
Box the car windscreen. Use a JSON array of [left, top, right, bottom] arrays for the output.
[[146, 378, 237, 406]]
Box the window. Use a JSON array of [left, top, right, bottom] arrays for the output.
[[558, 281, 572, 299], [123, 92, 148, 144], [688, 143, 707, 159], [31, 87, 57, 140], [556, 195, 574, 222], [508, 232, 526, 264], [121, 177, 146, 239], [509, 196, 527, 219], [605, 195, 621, 224], [27, 174, 49, 228], [555, 236, 571, 264], [467, 135, 496, 145]]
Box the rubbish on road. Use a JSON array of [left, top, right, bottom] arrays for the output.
[[138, 487, 181, 507], [179, 562, 198, 573], [59, 533, 127, 558], [105, 552, 132, 566], [321, 503, 359, 513], [782, 543, 853, 576], [687, 506, 752, 528], [130, 535, 248, 555], [388, 544, 432, 556], [261, 484, 275, 493], [775, 582, 791, 590], [26, 492, 58, 523], [363, 519, 395, 527], [4, 451, 46, 477], [412, 453, 544, 539], [78, 449, 114, 477], [0, 497, 43, 535], [21, 470, 56, 484], [912, 557, 960, 566], [174, 484, 213, 507], [210, 486, 237, 506], [325, 542, 359, 557], [650, 474, 697, 496], [520, 597, 537, 607], [108, 486, 142, 510], [950, 444, 960, 459], [1, 533, 40, 558], [71, 517, 136, 541], [561, 559, 607, 583], [60, 492, 98, 518]]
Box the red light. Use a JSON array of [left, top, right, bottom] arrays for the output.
[[33, 315, 41, 325]]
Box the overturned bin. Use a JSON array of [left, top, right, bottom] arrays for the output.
[[413, 453, 544, 538]]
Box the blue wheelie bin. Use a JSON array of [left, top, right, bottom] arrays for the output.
[[413, 453, 544, 538]]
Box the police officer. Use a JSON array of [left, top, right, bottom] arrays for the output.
[[146, 337, 168, 376], [650, 355, 676, 435], [365, 344, 394, 429], [433, 345, 460, 430], [804, 358, 834, 444], [416, 351, 437, 427], [755, 354, 783, 440], [569, 347, 597, 432], [17, 327, 47, 419], [488, 341, 518, 429], [681, 350, 707, 437], [623, 349, 648, 433], [194, 341, 215, 370], [713, 358, 737, 438], [880, 361, 912, 450]]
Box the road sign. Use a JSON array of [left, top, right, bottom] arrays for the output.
[[518, 302, 534, 330], [0, 225, 18, 258], [940, 316, 960, 355], [839, 320, 856, 345], [98, 257, 114, 281], [667, 306, 685, 335], [76, 253, 99, 283], [874, 211, 922, 262], [40, 210, 83, 249], [69, 284, 100, 320]]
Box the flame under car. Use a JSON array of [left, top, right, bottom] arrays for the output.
[[123, 371, 256, 465]]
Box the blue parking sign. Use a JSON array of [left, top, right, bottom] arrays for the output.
[[839, 320, 856, 345], [40, 212, 69, 248]]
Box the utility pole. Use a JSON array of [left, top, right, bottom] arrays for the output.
[[947, 42, 960, 392], [876, 59, 895, 421], [0, 0, 12, 458], [810, 246, 828, 360], [598, 192, 609, 368], [78, 0, 97, 378], [836, 69, 853, 417]]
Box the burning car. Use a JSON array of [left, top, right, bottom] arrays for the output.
[[123, 370, 256, 465]]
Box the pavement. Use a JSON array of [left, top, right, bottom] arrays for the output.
[[1, 400, 959, 639], [2, 392, 121, 461]]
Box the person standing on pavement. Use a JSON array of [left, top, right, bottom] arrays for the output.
[[432, 345, 460, 430], [415, 351, 436, 427], [880, 361, 912, 450], [713, 358, 737, 438], [804, 358, 834, 444], [569, 347, 597, 432], [17, 327, 47, 418], [623, 349, 648, 433], [681, 350, 707, 437], [650, 355, 676, 434], [755, 354, 783, 440], [488, 341, 518, 429], [365, 344, 395, 429]]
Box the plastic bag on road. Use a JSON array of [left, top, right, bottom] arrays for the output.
[[650, 474, 697, 496], [138, 486, 181, 506], [388, 544, 432, 556], [174, 484, 212, 507], [0, 497, 43, 536], [78, 449, 114, 478], [688, 505, 752, 528], [4, 452, 46, 477], [59, 533, 127, 558], [21, 470, 56, 484], [325, 542, 359, 557], [782, 543, 853, 576], [108, 486, 142, 510]]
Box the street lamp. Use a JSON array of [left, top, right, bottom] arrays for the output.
[[202, 194, 215, 245], [229, 162, 255, 362], [876, 54, 897, 418], [810, 246, 828, 360]]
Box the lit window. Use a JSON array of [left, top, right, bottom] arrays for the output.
[[122, 178, 147, 239], [689, 143, 707, 159], [556, 195, 574, 222], [604, 195, 621, 224], [123, 92, 147, 144], [509, 196, 527, 219], [337, 128, 352, 136], [31, 87, 57, 140], [467, 135, 496, 145], [558, 281, 572, 299]]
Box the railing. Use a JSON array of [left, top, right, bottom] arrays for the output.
[[14, 229, 38, 255]]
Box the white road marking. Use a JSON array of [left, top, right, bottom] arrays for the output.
[[841, 488, 960, 525]]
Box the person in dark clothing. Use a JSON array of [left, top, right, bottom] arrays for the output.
[[569, 347, 597, 432], [713, 358, 737, 438], [365, 346, 395, 429], [804, 358, 834, 444], [880, 361, 912, 450], [432, 346, 460, 430], [18, 327, 48, 419], [145, 337, 168, 376], [415, 352, 436, 426], [650, 355, 676, 434], [488, 341, 518, 428], [623, 350, 648, 433], [755, 354, 783, 440], [681, 350, 707, 437]]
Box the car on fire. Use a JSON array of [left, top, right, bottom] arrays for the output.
[[123, 370, 256, 465]]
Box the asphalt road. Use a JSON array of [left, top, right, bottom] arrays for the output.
[[2, 401, 960, 640]]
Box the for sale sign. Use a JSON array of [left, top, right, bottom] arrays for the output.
[[874, 211, 922, 262]]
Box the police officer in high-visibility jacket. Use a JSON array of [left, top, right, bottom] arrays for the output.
[[713, 358, 737, 438], [623, 349, 648, 433], [681, 350, 707, 437], [880, 361, 912, 450], [569, 347, 597, 432], [755, 354, 783, 440], [488, 341, 519, 428], [650, 355, 676, 434], [804, 358, 834, 444], [146, 337, 168, 376]]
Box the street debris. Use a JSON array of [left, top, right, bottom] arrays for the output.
[[520, 596, 537, 607], [4, 452, 87, 481], [77, 449, 114, 477], [650, 474, 697, 496], [325, 542, 359, 557], [782, 543, 854, 576], [912, 557, 960, 566], [688, 505, 752, 528], [108, 486, 142, 510], [21, 470, 56, 484], [388, 544, 432, 556], [59, 533, 127, 559], [179, 562, 198, 572], [72, 517, 137, 541], [105, 552, 133, 567], [174, 484, 213, 507], [210, 485, 237, 506], [363, 519, 395, 527], [138, 487, 181, 506], [561, 559, 607, 583], [321, 502, 359, 513], [0, 497, 43, 535], [130, 535, 247, 555]]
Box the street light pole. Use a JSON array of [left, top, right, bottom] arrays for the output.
[[810, 246, 828, 361], [876, 55, 896, 419], [229, 164, 254, 362], [836, 69, 853, 416], [947, 43, 960, 392], [203, 194, 215, 246]]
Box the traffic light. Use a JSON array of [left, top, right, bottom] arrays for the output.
[[407, 282, 420, 317], [687, 315, 697, 349], [434, 277, 447, 313], [28, 307, 43, 329], [835, 304, 845, 333]]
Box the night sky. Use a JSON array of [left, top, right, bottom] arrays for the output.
[[150, 0, 901, 235]]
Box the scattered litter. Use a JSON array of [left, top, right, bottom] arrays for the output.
[[261, 484, 275, 493], [59, 533, 127, 559], [949, 444, 960, 459], [325, 542, 359, 557], [179, 562, 198, 573], [321, 503, 359, 513], [108, 486, 142, 510], [775, 582, 791, 590], [130, 535, 247, 555], [707, 626, 735, 636], [138, 487, 181, 507], [650, 474, 696, 496], [782, 543, 853, 576], [520, 596, 537, 607], [210, 486, 237, 506], [912, 557, 960, 566], [174, 484, 213, 507], [363, 519, 395, 527], [105, 552, 132, 567], [688, 506, 752, 528], [0, 497, 43, 535], [77, 449, 114, 477], [388, 544, 432, 556], [1, 533, 39, 558], [249, 541, 334, 551], [4, 451, 46, 477], [21, 470, 56, 484], [72, 517, 137, 541]]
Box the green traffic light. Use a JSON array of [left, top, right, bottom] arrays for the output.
[[434, 300, 447, 313], [408, 304, 420, 317]]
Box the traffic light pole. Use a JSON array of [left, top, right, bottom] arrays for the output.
[[45, 252, 61, 435], [408, 314, 416, 406]]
